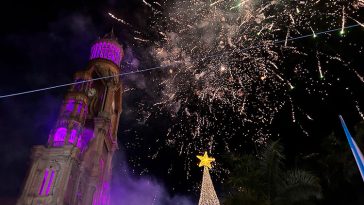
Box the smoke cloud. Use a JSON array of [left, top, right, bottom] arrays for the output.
[[110, 151, 194, 205]]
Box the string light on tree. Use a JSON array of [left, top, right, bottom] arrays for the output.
[[197, 152, 220, 205]]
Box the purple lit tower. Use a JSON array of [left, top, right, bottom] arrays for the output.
[[17, 31, 124, 205]]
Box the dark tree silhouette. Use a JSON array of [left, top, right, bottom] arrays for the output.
[[223, 141, 322, 205]]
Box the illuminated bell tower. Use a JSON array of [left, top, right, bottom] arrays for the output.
[[17, 31, 124, 205]]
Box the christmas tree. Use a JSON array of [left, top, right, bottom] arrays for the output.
[[197, 152, 220, 205]]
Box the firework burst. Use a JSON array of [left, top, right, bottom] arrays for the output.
[[112, 0, 364, 181]]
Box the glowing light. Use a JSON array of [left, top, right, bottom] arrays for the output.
[[317, 53, 324, 79], [285, 28, 290, 47], [101, 182, 110, 205], [359, 0, 364, 7], [339, 116, 364, 182], [354, 70, 364, 83], [197, 152, 215, 169], [220, 65, 226, 72], [288, 82, 295, 90], [348, 16, 364, 28], [210, 0, 224, 7], [341, 6, 346, 36], [77, 136, 82, 149], [54, 128, 67, 145], [90, 41, 123, 66], [310, 27, 317, 38], [108, 12, 131, 26], [65, 100, 75, 116], [197, 152, 220, 205], [134, 37, 150, 42], [340, 29, 345, 36], [355, 101, 364, 120], [46, 170, 55, 196], [230, 0, 246, 10], [39, 169, 49, 195]]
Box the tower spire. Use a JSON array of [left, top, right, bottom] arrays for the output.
[[102, 27, 117, 41], [17, 31, 125, 205]]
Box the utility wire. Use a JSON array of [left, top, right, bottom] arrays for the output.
[[0, 24, 361, 99], [0, 65, 169, 99]]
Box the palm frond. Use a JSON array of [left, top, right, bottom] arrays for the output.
[[275, 170, 322, 204], [260, 140, 285, 198]]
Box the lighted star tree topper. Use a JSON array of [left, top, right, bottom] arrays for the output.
[[197, 152, 220, 205]]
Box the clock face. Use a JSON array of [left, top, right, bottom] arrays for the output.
[[88, 88, 96, 97]]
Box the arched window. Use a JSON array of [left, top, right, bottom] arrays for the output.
[[53, 127, 67, 146], [38, 168, 56, 196]]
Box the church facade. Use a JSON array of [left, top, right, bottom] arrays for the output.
[[17, 31, 124, 205]]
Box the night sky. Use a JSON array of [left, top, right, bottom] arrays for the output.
[[0, 0, 364, 205]]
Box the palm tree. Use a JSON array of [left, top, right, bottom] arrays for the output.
[[224, 141, 322, 205]]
